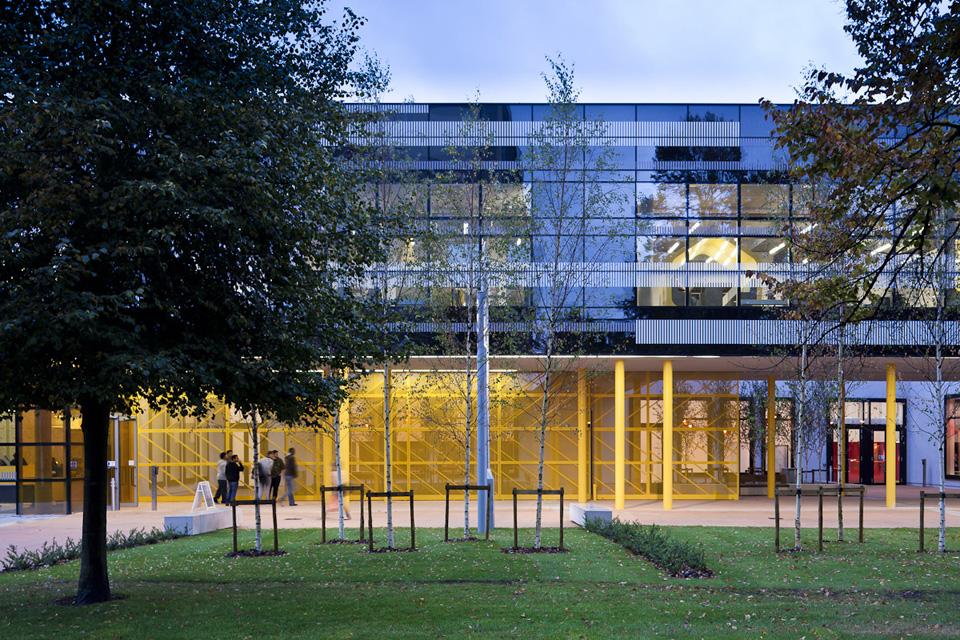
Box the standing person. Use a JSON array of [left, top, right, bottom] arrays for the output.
[[269, 450, 284, 501], [257, 451, 273, 501], [284, 448, 298, 506], [213, 452, 228, 504], [225, 454, 243, 504]]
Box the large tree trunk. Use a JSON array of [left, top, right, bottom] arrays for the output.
[[76, 399, 111, 605]]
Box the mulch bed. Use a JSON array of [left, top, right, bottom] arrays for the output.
[[500, 546, 567, 554], [673, 567, 714, 579], [446, 535, 482, 543], [318, 539, 368, 545], [225, 549, 287, 558], [367, 547, 416, 553]]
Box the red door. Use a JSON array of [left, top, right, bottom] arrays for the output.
[[846, 430, 861, 484]]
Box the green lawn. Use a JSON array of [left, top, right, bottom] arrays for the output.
[[1, 526, 958, 639]]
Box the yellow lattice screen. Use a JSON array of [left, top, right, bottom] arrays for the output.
[[137, 400, 328, 502], [672, 377, 740, 500], [135, 371, 741, 502], [347, 371, 576, 499], [592, 372, 664, 499]]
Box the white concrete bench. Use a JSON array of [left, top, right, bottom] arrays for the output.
[[569, 502, 612, 527], [163, 508, 232, 535]]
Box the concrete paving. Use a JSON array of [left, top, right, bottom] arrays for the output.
[[1, 485, 958, 555]]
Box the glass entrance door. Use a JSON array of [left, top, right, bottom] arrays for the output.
[[829, 425, 903, 485], [868, 428, 901, 485], [106, 417, 137, 507], [846, 429, 861, 484], [828, 399, 905, 485]]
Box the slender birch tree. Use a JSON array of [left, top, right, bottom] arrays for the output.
[[415, 101, 528, 537], [904, 211, 960, 552], [522, 57, 625, 549]]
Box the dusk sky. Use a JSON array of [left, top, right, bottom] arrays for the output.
[[329, 0, 863, 104]]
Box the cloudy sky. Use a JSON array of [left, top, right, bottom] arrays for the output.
[[329, 0, 862, 104]]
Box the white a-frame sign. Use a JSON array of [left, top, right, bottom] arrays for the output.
[[191, 481, 217, 512]]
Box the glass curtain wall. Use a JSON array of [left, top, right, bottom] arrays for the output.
[[0, 415, 15, 514], [14, 410, 77, 515]]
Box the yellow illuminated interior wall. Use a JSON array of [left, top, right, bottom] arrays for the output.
[[137, 400, 328, 502], [136, 371, 741, 502], [592, 372, 664, 500]]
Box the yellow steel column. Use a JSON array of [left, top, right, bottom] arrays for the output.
[[885, 363, 896, 508], [577, 369, 589, 503], [767, 377, 776, 499], [614, 360, 626, 510], [663, 360, 674, 510], [322, 430, 333, 488]]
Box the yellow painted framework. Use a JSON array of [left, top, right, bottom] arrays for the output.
[[134, 369, 742, 503], [663, 360, 673, 510], [886, 363, 896, 508], [590, 371, 664, 500], [614, 360, 626, 509], [577, 369, 588, 503], [766, 376, 776, 499]]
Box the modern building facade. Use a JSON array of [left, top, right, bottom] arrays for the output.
[[3, 102, 959, 515]]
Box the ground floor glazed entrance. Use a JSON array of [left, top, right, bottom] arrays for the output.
[[3, 356, 931, 513], [828, 398, 907, 486], [129, 368, 738, 504]]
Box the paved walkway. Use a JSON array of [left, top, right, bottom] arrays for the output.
[[1, 485, 957, 554]]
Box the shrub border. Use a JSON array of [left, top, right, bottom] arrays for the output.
[[585, 518, 712, 578], [3, 526, 183, 572]]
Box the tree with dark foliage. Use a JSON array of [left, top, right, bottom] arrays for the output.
[[0, 1, 389, 604], [763, 0, 960, 309]]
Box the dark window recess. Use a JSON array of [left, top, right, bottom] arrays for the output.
[[429, 104, 517, 121], [655, 146, 742, 162], [429, 146, 518, 162]]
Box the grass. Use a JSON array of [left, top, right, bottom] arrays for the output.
[[0, 526, 959, 638]]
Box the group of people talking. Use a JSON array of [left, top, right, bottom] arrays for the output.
[[214, 447, 299, 506]]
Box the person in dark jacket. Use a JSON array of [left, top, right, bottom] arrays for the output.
[[269, 450, 284, 501], [225, 454, 243, 504], [284, 448, 298, 506]]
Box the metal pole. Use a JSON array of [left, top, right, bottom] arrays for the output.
[[321, 487, 327, 543], [476, 276, 492, 534], [559, 487, 564, 550], [367, 492, 374, 553], [774, 489, 780, 551], [922, 459, 927, 488], [818, 486, 824, 552], [444, 483, 450, 542], [272, 500, 278, 552], [485, 487, 491, 540], [512, 488, 518, 550], [113, 415, 121, 510], [858, 487, 864, 543], [360, 484, 366, 542], [150, 465, 158, 511], [410, 490, 416, 551], [919, 491, 925, 552]]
